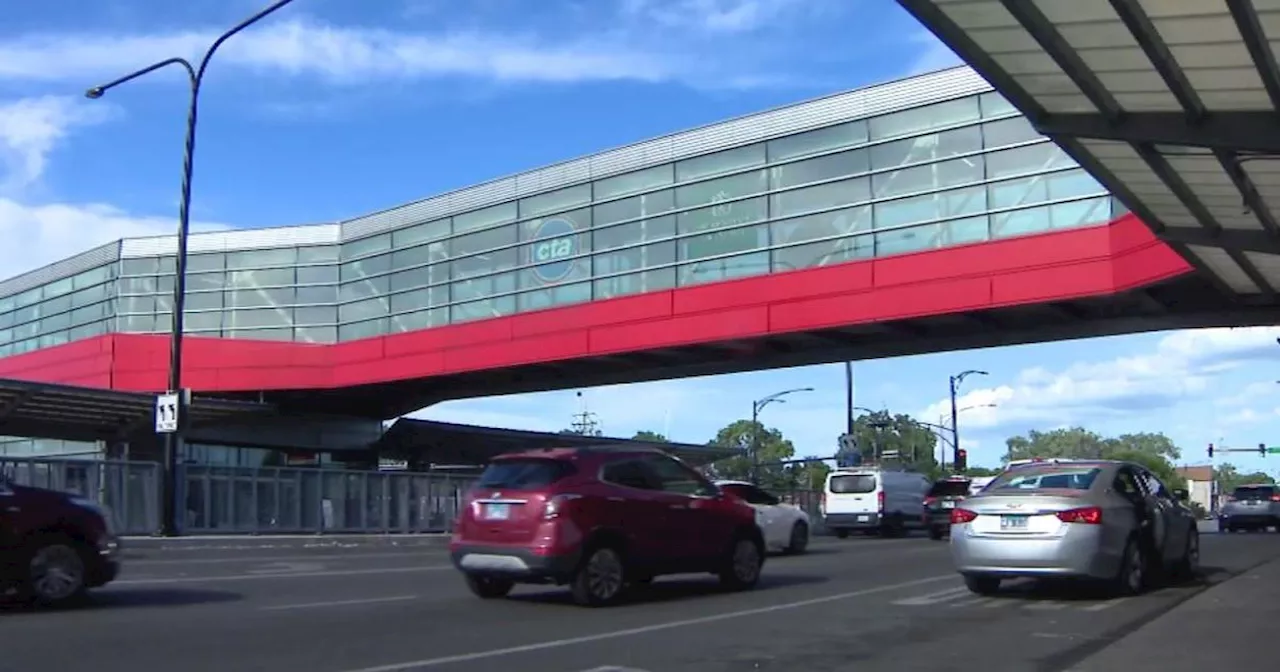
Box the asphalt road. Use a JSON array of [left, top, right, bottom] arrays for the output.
[[6, 526, 1279, 672]]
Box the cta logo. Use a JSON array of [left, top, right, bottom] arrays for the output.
[[530, 217, 579, 283]]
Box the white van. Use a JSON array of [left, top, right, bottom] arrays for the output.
[[821, 467, 932, 538]]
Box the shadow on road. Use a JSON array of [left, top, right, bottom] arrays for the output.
[[0, 588, 243, 614], [981, 565, 1226, 603], [510, 573, 830, 607]]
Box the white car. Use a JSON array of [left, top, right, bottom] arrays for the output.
[[716, 480, 811, 554]]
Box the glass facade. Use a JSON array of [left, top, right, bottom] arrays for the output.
[[0, 90, 1124, 355]]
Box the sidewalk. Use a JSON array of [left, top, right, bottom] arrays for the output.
[[1068, 557, 1280, 670]]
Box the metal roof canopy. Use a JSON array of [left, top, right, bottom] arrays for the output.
[[0, 378, 276, 443], [898, 0, 1280, 301], [374, 418, 736, 467]]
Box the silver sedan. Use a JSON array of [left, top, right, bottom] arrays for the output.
[[950, 459, 1199, 596]]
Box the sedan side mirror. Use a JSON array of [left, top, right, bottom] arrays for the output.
[[1172, 488, 1189, 502]]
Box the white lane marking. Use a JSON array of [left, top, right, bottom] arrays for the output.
[[261, 595, 420, 611], [1023, 601, 1068, 611], [246, 562, 327, 575], [128, 551, 449, 566], [1082, 598, 1129, 612], [577, 667, 653, 672], [335, 574, 956, 672], [113, 565, 452, 586], [892, 586, 970, 606]]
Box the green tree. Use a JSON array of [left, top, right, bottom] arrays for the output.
[[1216, 463, 1275, 492], [840, 410, 939, 474], [1002, 428, 1187, 489], [963, 466, 1000, 477], [631, 430, 669, 442], [787, 456, 832, 491], [706, 419, 795, 489]]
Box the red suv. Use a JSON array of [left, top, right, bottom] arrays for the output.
[[449, 446, 765, 606]]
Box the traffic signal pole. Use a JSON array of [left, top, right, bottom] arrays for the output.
[[1207, 442, 1280, 457]]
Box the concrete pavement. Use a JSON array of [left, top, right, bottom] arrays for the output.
[[4, 531, 1278, 671]]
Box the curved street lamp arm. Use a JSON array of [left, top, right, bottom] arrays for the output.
[[86, 57, 196, 98], [197, 0, 297, 81]]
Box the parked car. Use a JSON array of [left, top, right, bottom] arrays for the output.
[[716, 480, 810, 554], [923, 476, 972, 540], [950, 459, 1199, 596], [1218, 484, 1280, 532], [0, 480, 121, 607], [449, 446, 766, 606], [821, 467, 932, 538]]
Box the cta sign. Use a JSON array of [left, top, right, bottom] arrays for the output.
[[530, 217, 580, 283]]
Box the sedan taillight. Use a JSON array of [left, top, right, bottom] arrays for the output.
[[950, 508, 978, 524], [1056, 506, 1103, 525]]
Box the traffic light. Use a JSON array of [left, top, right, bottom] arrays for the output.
[[1208, 443, 1214, 458], [1262, 443, 1268, 456], [955, 449, 968, 472]]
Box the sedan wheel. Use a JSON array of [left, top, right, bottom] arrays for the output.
[[1115, 540, 1145, 596], [785, 522, 809, 555], [1175, 531, 1200, 582]]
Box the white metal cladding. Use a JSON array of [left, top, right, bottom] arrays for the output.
[[0, 242, 119, 299], [904, 0, 1280, 296], [340, 66, 994, 240], [119, 223, 341, 258]]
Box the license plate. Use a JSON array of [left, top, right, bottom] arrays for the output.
[[942, 501, 956, 509], [484, 503, 511, 520], [1000, 515, 1028, 530], [857, 515, 870, 522]]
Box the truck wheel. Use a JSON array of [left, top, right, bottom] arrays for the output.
[[21, 537, 89, 608]]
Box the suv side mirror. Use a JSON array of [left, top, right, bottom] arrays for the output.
[[1172, 488, 1189, 501]]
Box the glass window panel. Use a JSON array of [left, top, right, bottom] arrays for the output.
[[119, 314, 157, 332], [119, 295, 155, 314], [940, 215, 991, 246], [451, 224, 517, 256], [13, 289, 39, 309], [876, 223, 942, 256], [70, 321, 106, 341], [986, 143, 1075, 180], [451, 248, 518, 281], [184, 311, 222, 331], [989, 174, 1048, 210], [1112, 196, 1129, 217], [873, 156, 985, 200], [520, 184, 591, 219], [593, 215, 677, 252], [296, 305, 337, 324], [38, 331, 69, 348], [592, 241, 676, 277], [297, 264, 338, 284], [451, 296, 515, 323], [298, 245, 340, 263], [121, 258, 159, 276], [980, 92, 1018, 118], [188, 253, 224, 273], [594, 164, 674, 200], [992, 204, 1051, 238], [72, 265, 111, 290], [592, 190, 675, 226], [70, 284, 107, 307], [227, 247, 297, 269], [393, 219, 451, 247], [771, 177, 871, 218], [679, 223, 768, 262], [1047, 169, 1105, 200], [518, 282, 592, 311], [226, 287, 294, 309], [119, 276, 157, 294], [70, 303, 107, 325], [675, 170, 768, 209], [297, 285, 338, 304], [342, 233, 391, 261], [391, 240, 448, 272], [770, 149, 869, 190], [228, 267, 294, 289], [229, 327, 294, 342], [390, 287, 447, 313], [869, 97, 981, 140], [451, 273, 516, 302], [772, 234, 874, 272], [338, 318, 388, 341], [42, 312, 70, 332], [340, 254, 392, 282], [295, 325, 337, 343], [45, 277, 73, 298], [391, 308, 447, 333], [676, 144, 766, 182], [390, 267, 431, 292], [770, 205, 873, 249], [1052, 197, 1111, 229], [185, 272, 223, 292], [871, 126, 982, 171], [185, 291, 223, 311], [520, 257, 590, 290], [338, 297, 388, 323], [44, 294, 71, 316], [157, 256, 177, 274], [768, 121, 869, 162], [874, 185, 988, 228], [982, 117, 1041, 149], [339, 276, 390, 302], [678, 196, 767, 237], [156, 292, 173, 313], [453, 202, 517, 233], [679, 251, 770, 286]]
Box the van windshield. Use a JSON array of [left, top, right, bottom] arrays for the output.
[[829, 474, 876, 494], [476, 459, 575, 490]]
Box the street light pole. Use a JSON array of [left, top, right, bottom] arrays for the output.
[[86, 0, 299, 537], [948, 369, 988, 472], [750, 387, 814, 484]]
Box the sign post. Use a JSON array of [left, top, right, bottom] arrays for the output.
[[155, 391, 180, 434]]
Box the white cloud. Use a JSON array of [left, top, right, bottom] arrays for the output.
[[0, 96, 114, 194], [622, 0, 813, 34], [918, 326, 1280, 434]]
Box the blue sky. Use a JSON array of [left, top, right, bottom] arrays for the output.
[[2, 0, 1278, 475]]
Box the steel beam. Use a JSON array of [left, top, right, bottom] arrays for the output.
[[1035, 112, 1280, 153]]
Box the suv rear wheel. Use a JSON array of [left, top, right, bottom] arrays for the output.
[[718, 534, 763, 591], [22, 537, 89, 607], [571, 546, 627, 607]]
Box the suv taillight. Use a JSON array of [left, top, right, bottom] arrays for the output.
[[543, 494, 581, 520], [1056, 506, 1103, 525], [923, 496, 936, 507]]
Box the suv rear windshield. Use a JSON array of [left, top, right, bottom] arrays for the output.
[[1234, 486, 1276, 500], [927, 480, 971, 497], [986, 467, 1101, 492], [476, 459, 575, 490], [829, 474, 876, 494]]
